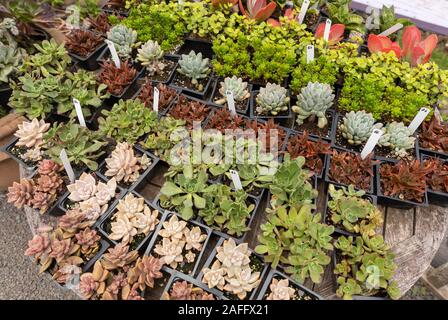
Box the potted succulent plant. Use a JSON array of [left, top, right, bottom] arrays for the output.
[[133, 81, 179, 116], [257, 269, 323, 300], [291, 81, 336, 140], [210, 76, 252, 115], [170, 50, 212, 99], [102, 0, 130, 16], [65, 29, 106, 70], [421, 154, 448, 206], [136, 40, 178, 84], [145, 211, 211, 277], [87, 11, 112, 37], [200, 237, 268, 300], [98, 192, 162, 252], [167, 94, 211, 129], [418, 115, 448, 158], [250, 83, 291, 121], [161, 273, 219, 300]]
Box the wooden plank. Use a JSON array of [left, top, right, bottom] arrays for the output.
[[384, 206, 415, 247]]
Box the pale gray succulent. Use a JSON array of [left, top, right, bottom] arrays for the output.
[[106, 25, 138, 60], [136, 40, 166, 76], [177, 51, 210, 89], [379, 121, 415, 158], [255, 83, 290, 116], [292, 82, 335, 128], [215, 76, 250, 105], [339, 111, 383, 145]]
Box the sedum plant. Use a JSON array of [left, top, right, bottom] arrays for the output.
[[176, 51, 210, 89], [293, 82, 334, 128], [339, 111, 383, 146], [255, 205, 334, 284], [106, 24, 138, 60], [255, 83, 290, 116], [98, 99, 157, 145], [379, 122, 416, 158], [215, 76, 250, 105], [136, 40, 166, 76]]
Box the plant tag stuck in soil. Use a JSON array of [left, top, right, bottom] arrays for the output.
[[379, 23, 404, 37], [324, 19, 332, 43], [105, 40, 121, 68], [226, 90, 236, 116], [153, 87, 159, 113], [306, 45, 314, 64], [408, 107, 430, 134], [361, 129, 383, 160], [229, 170, 243, 190], [434, 106, 443, 123], [59, 148, 76, 183], [73, 98, 86, 127], [297, 0, 310, 25]]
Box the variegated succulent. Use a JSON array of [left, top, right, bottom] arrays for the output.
[[255, 83, 290, 116]]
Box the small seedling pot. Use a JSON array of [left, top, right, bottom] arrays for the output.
[[1, 137, 38, 173], [97, 190, 163, 253], [144, 210, 212, 278], [174, 38, 214, 60], [101, 5, 129, 16], [290, 109, 337, 142], [169, 72, 214, 101], [208, 79, 252, 115], [165, 93, 214, 128], [376, 160, 429, 209], [419, 153, 448, 207], [162, 271, 223, 300], [140, 55, 179, 85], [68, 41, 107, 71], [256, 269, 323, 300], [250, 90, 292, 123], [0, 83, 12, 108], [50, 101, 107, 131], [197, 236, 269, 300], [324, 146, 376, 195], [322, 184, 378, 237]]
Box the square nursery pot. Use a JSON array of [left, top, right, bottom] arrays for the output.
[[101, 4, 129, 16], [290, 109, 337, 142], [256, 269, 323, 300], [68, 41, 107, 71], [322, 184, 378, 237], [140, 55, 178, 85], [173, 37, 214, 60], [420, 154, 448, 206], [376, 160, 429, 209], [131, 80, 180, 117], [1, 136, 38, 172], [50, 101, 107, 131], [250, 90, 292, 124], [165, 93, 214, 128], [96, 190, 163, 252], [169, 72, 214, 101], [162, 271, 223, 300], [208, 79, 252, 115], [144, 210, 212, 278], [324, 146, 376, 195], [0, 83, 12, 108], [81, 238, 111, 273], [96, 147, 159, 192], [197, 236, 269, 300]]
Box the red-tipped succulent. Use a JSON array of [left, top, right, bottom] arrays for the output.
[[268, 8, 295, 27], [401, 26, 438, 66], [315, 23, 345, 46], [239, 0, 276, 22], [367, 34, 401, 58]]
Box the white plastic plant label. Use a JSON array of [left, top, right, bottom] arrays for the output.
[[153, 87, 160, 113], [360, 129, 383, 160], [226, 90, 236, 116], [297, 0, 310, 25], [59, 148, 75, 183], [72, 98, 86, 127], [306, 45, 314, 64], [324, 19, 332, 43], [379, 23, 404, 37], [408, 107, 430, 134], [105, 40, 120, 68], [229, 170, 243, 190], [434, 106, 443, 122]]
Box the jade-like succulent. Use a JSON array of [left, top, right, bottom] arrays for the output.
[[379, 122, 416, 158], [215, 76, 250, 105], [106, 24, 138, 60], [136, 40, 166, 76], [255, 83, 290, 116], [339, 111, 383, 145], [177, 51, 210, 88], [293, 82, 335, 128]]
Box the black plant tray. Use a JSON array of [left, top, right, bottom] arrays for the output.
[[420, 154, 448, 206], [290, 109, 338, 142], [256, 269, 323, 300], [322, 184, 378, 237], [1, 137, 38, 173], [0, 83, 12, 108], [250, 90, 293, 123], [96, 147, 160, 192], [131, 80, 180, 117], [418, 146, 448, 161], [197, 237, 269, 300], [162, 271, 223, 300], [68, 41, 107, 71], [81, 238, 111, 273], [144, 210, 212, 278], [169, 73, 214, 101], [173, 38, 214, 60], [324, 146, 377, 195], [208, 78, 252, 115], [96, 190, 163, 253], [376, 160, 428, 209]]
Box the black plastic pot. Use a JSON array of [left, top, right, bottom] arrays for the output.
[[324, 146, 376, 195], [197, 237, 269, 300], [420, 154, 448, 206], [249, 78, 289, 92], [68, 42, 106, 71], [290, 109, 338, 142], [162, 271, 223, 300], [131, 80, 180, 117], [169, 73, 214, 101], [322, 184, 378, 237], [208, 79, 252, 115], [81, 238, 111, 273], [140, 55, 178, 85], [0, 83, 12, 108], [144, 211, 212, 278], [256, 269, 323, 300], [97, 190, 163, 252], [50, 101, 106, 131], [174, 38, 214, 60], [96, 147, 159, 192], [376, 160, 428, 209], [165, 93, 214, 128], [1, 137, 38, 173], [418, 144, 448, 161]]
